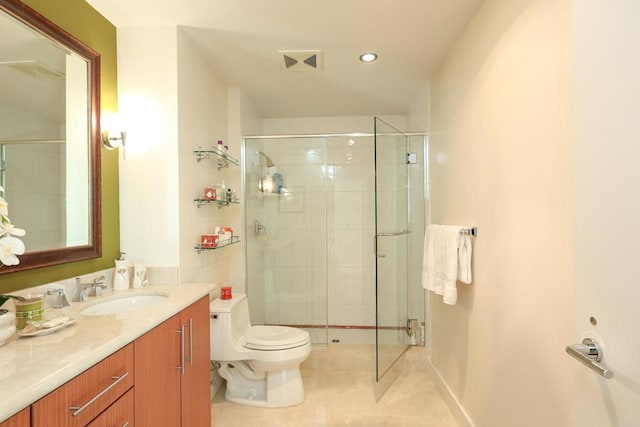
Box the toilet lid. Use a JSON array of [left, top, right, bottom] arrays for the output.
[[243, 325, 310, 350]]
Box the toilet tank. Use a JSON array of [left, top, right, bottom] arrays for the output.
[[209, 293, 251, 361]]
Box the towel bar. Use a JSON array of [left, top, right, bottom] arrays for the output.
[[460, 227, 477, 237]]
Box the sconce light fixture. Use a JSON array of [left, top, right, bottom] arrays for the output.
[[102, 130, 126, 159], [101, 112, 126, 159]]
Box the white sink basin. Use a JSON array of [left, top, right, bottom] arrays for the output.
[[81, 294, 168, 316]]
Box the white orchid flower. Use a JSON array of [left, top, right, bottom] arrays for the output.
[[0, 197, 7, 217], [0, 221, 26, 237], [0, 236, 25, 266]]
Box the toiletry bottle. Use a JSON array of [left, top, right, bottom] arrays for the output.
[[217, 140, 224, 155], [113, 252, 129, 290], [133, 263, 148, 288]]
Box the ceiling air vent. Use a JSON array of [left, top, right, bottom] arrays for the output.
[[278, 50, 322, 71]]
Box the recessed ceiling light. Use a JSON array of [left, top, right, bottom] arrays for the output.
[[359, 52, 378, 62]]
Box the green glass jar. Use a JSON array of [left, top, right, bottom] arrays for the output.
[[14, 294, 45, 330]]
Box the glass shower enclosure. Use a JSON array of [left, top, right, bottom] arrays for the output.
[[243, 117, 413, 397]]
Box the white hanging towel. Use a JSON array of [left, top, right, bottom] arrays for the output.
[[421, 224, 473, 305], [458, 232, 473, 285]]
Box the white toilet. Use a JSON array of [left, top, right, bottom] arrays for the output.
[[209, 293, 311, 408]]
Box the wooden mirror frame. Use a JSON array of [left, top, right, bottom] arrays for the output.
[[0, 0, 102, 273]]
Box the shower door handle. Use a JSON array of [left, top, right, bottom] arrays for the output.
[[374, 230, 411, 257]]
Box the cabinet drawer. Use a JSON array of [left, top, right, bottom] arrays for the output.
[[32, 343, 134, 427], [87, 388, 134, 427]]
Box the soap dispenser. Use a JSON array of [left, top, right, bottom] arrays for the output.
[[113, 252, 129, 290]]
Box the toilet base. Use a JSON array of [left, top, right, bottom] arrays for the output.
[[219, 361, 305, 408]]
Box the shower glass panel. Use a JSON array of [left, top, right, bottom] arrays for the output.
[[244, 137, 329, 344], [374, 118, 409, 385]]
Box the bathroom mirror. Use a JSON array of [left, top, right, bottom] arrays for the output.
[[0, 0, 101, 273]]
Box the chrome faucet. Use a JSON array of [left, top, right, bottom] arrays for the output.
[[46, 287, 71, 308], [75, 276, 108, 302]]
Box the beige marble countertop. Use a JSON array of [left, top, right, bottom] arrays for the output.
[[0, 283, 216, 422]]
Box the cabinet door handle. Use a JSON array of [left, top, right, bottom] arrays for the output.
[[69, 372, 129, 416], [185, 319, 193, 367], [175, 326, 185, 375], [122, 422, 129, 427]]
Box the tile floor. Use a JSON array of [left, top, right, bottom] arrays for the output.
[[211, 347, 459, 426]]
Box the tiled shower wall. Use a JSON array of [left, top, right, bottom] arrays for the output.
[[326, 136, 376, 329], [245, 134, 426, 344]]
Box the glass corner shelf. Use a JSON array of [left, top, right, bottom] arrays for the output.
[[194, 236, 240, 253], [194, 198, 240, 209], [194, 147, 239, 169]]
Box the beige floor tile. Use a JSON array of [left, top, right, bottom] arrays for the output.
[[211, 348, 458, 427]]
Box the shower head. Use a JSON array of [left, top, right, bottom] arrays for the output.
[[257, 151, 275, 168], [257, 151, 284, 194]]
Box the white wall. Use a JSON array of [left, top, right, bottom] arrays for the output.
[[407, 87, 429, 332], [118, 26, 243, 287], [117, 26, 180, 270], [573, 1, 640, 424], [177, 28, 231, 284], [229, 88, 265, 310], [427, 0, 573, 425], [407, 84, 429, 132]]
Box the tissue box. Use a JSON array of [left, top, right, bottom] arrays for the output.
[[204, 187, 217, 200], [216, 226, 233, 245], [200, 234, 219, 248]]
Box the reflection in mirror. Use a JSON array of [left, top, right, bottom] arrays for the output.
[[0, 0, 101, 273]]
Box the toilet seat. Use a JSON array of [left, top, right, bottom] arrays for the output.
[[243, 325, 310, 350]]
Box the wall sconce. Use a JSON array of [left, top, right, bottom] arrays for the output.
[[102, 130, 126, 159], [101, 112, 126, 159]]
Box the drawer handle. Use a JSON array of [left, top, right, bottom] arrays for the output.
[[69, 372, 129, 416]]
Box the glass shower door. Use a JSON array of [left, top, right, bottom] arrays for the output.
[[374, 117, 409, 397]]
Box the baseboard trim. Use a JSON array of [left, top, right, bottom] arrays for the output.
[[426, 357, 475, 427]]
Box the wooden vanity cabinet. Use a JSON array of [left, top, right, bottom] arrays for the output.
[[85, 388, 134, 427], [0, 295, 210, 427], [0, 408, 29, 427], [135, 296, 211, 426], [31, 343, 134, 427]]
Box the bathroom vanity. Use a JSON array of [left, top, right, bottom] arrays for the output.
[[0, 283, 214, 426]]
